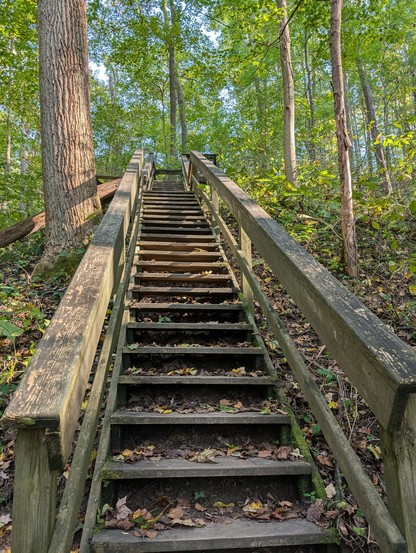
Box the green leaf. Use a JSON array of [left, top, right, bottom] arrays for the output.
[[409, 283, 416, 295], [0, 318, 23, 339], [390, 240, 398, 251], [18, 417, 36, 426], [371, 221, 380, 230], [353, 526, 366, 537], [409, 200, 416, 214]]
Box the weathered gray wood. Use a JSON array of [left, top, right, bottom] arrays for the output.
[[2, 149, 144, 469], [190, 151, 416, 432], [122, 345, 262, 355], [137, 261, 225, 272], [239, 225, 254, 314], [197, 176, 406, 552], [142, 153, 155, 190], [142, 214, 205, 221], [138, 242, 218, 251], [91, 519, 327, 552], [12, 429, 57, 553], [132, 285, 236, 298], [135, 272, 231, 283], [127, 322, 250, 330], [111, 410, 290, 425], [47, 172, 143, 553], [142, 219, 209, 227], [136, 251, 222, 261], [381, 395, 416, 550], [102, 456, 312, 480], [118, 375, 273, 385], [140, 233, 216, 242], [129, 302, 242, 313], [141, 226, 212, 234]]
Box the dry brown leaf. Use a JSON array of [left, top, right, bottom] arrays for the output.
[[258, 450, 273, 458], [171, 518, 196, 527], [195, 503, 206, 512], [316, 454, 333, 468], [306, 500, 324, 522], [276, 446, 292, 460], [167, 506, 184, 519]]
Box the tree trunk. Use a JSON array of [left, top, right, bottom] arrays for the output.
[[38, 0, 100, 263], [276, 0, 297, 185], [304, 30, 316, 162], [163, 0, 177, 160], [356, 57, 393, 195], [330, 0, 358, 277], [5, 108, 11, 175], [174, 70, 188, 153]]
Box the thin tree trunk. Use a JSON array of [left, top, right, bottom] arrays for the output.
[[330, 0, 358, 277], [174, 70, 188, 153], [356, 57, 392, 195], [276, 0, 297, 185], [304, 30, 316, 162], [38, 0, 100, 263], [163, 0, 177, 160], [5, 108, 11, 175]]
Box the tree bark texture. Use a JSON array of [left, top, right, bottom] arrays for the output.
[[356, 57, 393, 195], [38, 0, 100, 260], [165, 0, 177, 159], [174, 69, 188, 153], [277, 0, 297, 185], [330, 0, 358, 277], [5, 108, 11, 175], [303, 31, 316, 162]]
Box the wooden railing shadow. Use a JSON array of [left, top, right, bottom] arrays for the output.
[[189, 151, 416, 553], [1, 149, 149, 553]]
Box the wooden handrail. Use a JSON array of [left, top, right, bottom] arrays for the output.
[[190, 151, 416, 432], [142, 153, 155, 190], [2, 148, 144, 468], [190, 150, 416, 551], [2, 149, 144, 553]]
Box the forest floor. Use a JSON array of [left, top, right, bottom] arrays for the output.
[[0, 208, 415, 552]]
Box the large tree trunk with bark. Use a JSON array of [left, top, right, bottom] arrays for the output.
[[303, 30, 316, 162], [356, 57, 393, 195], [330, 0, 358, 277], [38, 0, 100, 263], [164, 0, 177, 160], [277, 0, 297, 185]]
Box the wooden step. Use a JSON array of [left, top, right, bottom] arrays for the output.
[[111, 410, 290, 425], [141, 226, 213, 235], [139, 234, 217, 242], [91, 519, 327, 552], [136, 251, 223, 261], [132, 286, 236, 299], [129, 303, 242, 314], [134, 273, 231, 283], [136, 261, 226, 272], [126, 322, 251, 331], [141, 214, 206, 221], [142, 220, 210, 227], [138, 242, 219, 251], [102, 456, 312, 480], [143, 209, 203, 215], [122, 346, 262, 356], [118, 375, 274, 386]]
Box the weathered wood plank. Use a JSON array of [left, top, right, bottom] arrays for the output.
[[137, 261, 225, 272], [136, 251, 222, 261], [118, 375, 273, 385], [122, 345, 262, 355], [12, 429, 57, 553], [126, 322, 251, 330], [111, 410, 290, 425], [2, 149, 144, 469], [102, 457, 312, 479], [135, 272, 231, 282], [197, 180, 406, 552], [190, 151, 416, 432]]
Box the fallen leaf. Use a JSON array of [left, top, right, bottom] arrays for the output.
[[171, 518, 196, 527], [133, 529, 159, 539], [276, 446, 292, 460], [195, 503, 206, 512], [214, 501, 235, 509], [316, 454, 333, 468], [258, 450, 273, 458], [325, 483, 337, 499], [167, 506, 184, 519], [306, 500, 324, 522], [116, 496, 132, 521]]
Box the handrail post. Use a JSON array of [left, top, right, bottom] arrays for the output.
[[381, 395, 416, 550], [238, 226, 254, 315], [12, 429, 57, 553]]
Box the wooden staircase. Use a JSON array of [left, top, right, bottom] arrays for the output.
[[87, 176, 334, 552]]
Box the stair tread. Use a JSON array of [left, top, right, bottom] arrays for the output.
[[102, 456, 312, 479], [135, 273, 231, 282], [136, 251, 222, 258], [129, 303, 242, 311], [139, 234, 216, 241], [118, 375, 274, 386], [111, 411, 291, 425], [91, 518, 327, 552], [123, 346, 261, 355], [132, 286, 236, 296], [126, 322, 251, 330]]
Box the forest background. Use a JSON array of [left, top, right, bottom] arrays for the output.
[[0, 0, 415, 549]]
